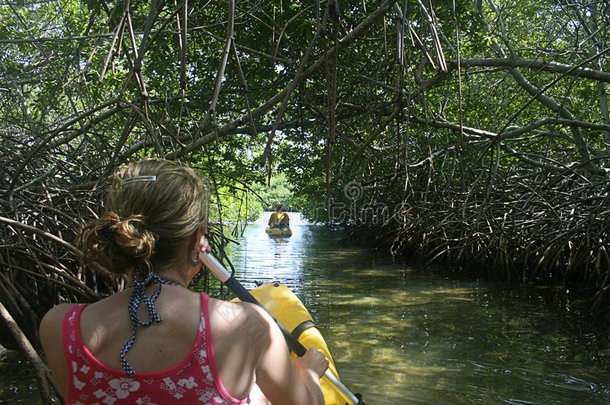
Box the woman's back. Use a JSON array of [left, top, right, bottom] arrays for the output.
[[80, 286, 204, 374], [44, 285, 264, 404]]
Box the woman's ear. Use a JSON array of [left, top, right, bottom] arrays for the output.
[[192, 223, 210, 254], [189, 224, 205, 249], [193, 223, 206, 238]]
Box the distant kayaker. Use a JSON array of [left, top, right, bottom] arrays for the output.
[[39, 159, 328, 405], [268, 203, 290, 229]]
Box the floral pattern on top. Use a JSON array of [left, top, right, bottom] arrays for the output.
[[62, 294, 249, 405]]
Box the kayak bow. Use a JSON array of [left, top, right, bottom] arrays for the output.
[[265, 226, 293, 236]]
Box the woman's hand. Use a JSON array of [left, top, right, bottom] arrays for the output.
[[253, 307, 328, 405], [294, 347, 329, 379], [200, 236, 211, 253]]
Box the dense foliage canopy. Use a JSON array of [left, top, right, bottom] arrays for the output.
[[0, 0, 609, 401]]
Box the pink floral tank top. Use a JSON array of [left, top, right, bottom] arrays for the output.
[[62, 293, 250, 405]]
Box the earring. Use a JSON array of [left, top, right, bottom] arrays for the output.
[[189, 250, 201, 266]]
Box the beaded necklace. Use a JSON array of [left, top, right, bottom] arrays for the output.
[[120, 264, 181, 376]]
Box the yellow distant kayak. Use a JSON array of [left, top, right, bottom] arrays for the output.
[[265, 226, 292, 236], [234, 282, 348, 405]]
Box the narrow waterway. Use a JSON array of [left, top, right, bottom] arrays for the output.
[[225, 216, 610, 404], [1, 216, 609, 404]]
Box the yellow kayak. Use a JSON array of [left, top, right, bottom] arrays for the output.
[[265, 226, 292, 236], [234, 282, 347, 405]]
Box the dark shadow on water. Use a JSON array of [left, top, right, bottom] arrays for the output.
[[0, 348, 42, 404]]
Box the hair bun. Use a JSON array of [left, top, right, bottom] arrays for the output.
[[107, 213, 156, 260], [78, 212, 157, 274], [77, 159, 209, 274]]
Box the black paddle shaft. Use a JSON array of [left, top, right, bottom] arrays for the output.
[[225, 277, 307, 356]]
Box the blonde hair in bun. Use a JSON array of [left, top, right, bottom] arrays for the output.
[[77, 159, 209, 274]]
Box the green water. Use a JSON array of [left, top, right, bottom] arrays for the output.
[[226, 223, 610, 404], [2, 222, 609, 404]]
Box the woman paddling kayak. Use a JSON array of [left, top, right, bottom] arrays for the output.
[[39, 159, 328, 405]]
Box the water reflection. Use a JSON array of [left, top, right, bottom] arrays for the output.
[[227, 222, 308, 290], [226, 224, 609, 405]]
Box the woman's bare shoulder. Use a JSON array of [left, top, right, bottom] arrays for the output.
[[209, 298, 257, 319], [208, 299, 272, 340], [40, 303, 79, 328], [39, 303, 80, 350]]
